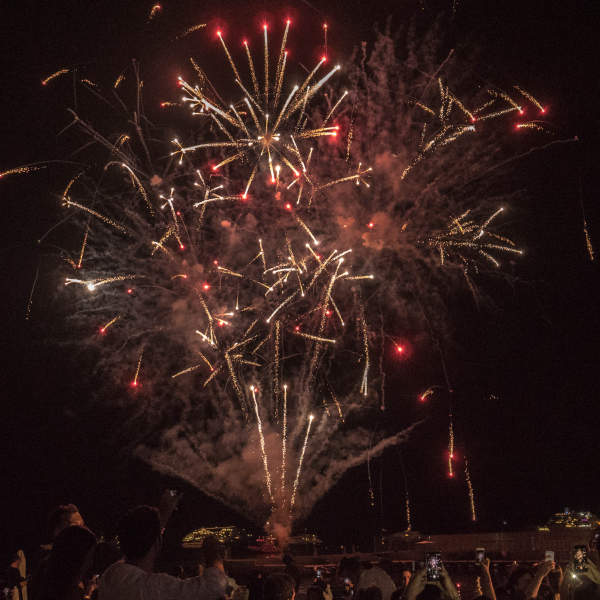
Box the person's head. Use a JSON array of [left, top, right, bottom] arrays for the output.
[[264, 573, 295, 600], [40, 525, 97, 600], [340, 557, 362, 584], [117, 505, 162, 562], [507, 567, 534, 594], [416, 584, 442, 600], [47, 504, 84, 540], [402, 570, 412, 589], [356, 585, 383, 600], [283, 554, 294, 566], [202, 534, 225, 568], [10, 553, 21, 568]]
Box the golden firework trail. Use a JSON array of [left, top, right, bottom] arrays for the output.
[[273, 321, 282, 418], [42, 69, 69, 85], [77, 223, 90, 268], [360, 317, 370, 396], [65, 274, 143, 290], [294, 331, 336, 344], [251, 386, 273, 501], [281, 384, 288, 494], [465, 461, 476, 521], [63, 199, 128, 233], [448, 421, 454, 476], [290, 414, 314, 508], [147, 4, 161, 24], [133, 348, 144, 386], [100, 313, 124, 332], [420, 388, 434, 401], [514, 85, 545, 112], [0, 165, 46, 178], [175, 23, 206, 40], [584, 221, 594, 260], [517, 122, 550, 133]]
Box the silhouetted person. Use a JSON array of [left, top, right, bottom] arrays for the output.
[[32, 504, 85, 600], [99, 506, 227, 600], [248, 569, 265, 600], [283, 555, 302, 594], [357, 585, 383, 600], [341, 558, 395, 600], [5, 554, 27, 600], [264, 574, 296, 600], [39, 525, 97, 600]]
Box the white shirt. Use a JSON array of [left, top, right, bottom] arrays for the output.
[[99, 562, 227, 600], [358, 567, 397, 600]]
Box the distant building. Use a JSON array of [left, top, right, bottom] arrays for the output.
[[545, 509, 600, 530], [287, 533, 323, 555], [182, 526, 253, 547], [374, 530, 423, 552]]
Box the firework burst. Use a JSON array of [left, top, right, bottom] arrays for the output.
[[16, 17, 557, 540]]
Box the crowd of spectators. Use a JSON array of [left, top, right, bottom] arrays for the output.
[[2, 496, 600, 600]]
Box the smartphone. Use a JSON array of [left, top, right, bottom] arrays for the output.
[[344, 578, 351, 585], [545, 551, 554, 562], [476, 548, 485, 564], [573, 545, 588, 573], [169, 488, 180, 497], [316, 569, 322, 579], [426, 552, 442, 582]]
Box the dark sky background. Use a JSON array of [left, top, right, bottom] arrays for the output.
[[1, 0, 599, 562]]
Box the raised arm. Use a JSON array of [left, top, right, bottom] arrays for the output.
[[402, 568, 427, 600], [479, 559, 497, 600], [526, 561, 555, 600], [439, 564, 460, 600]]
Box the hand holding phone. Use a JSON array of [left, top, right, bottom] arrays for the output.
[[573, 545, 588, 573], [426, 553, 442, 582], [545, 551, 555, 562]]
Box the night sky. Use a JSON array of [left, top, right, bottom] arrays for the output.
[[1, 0, 599, 562]]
